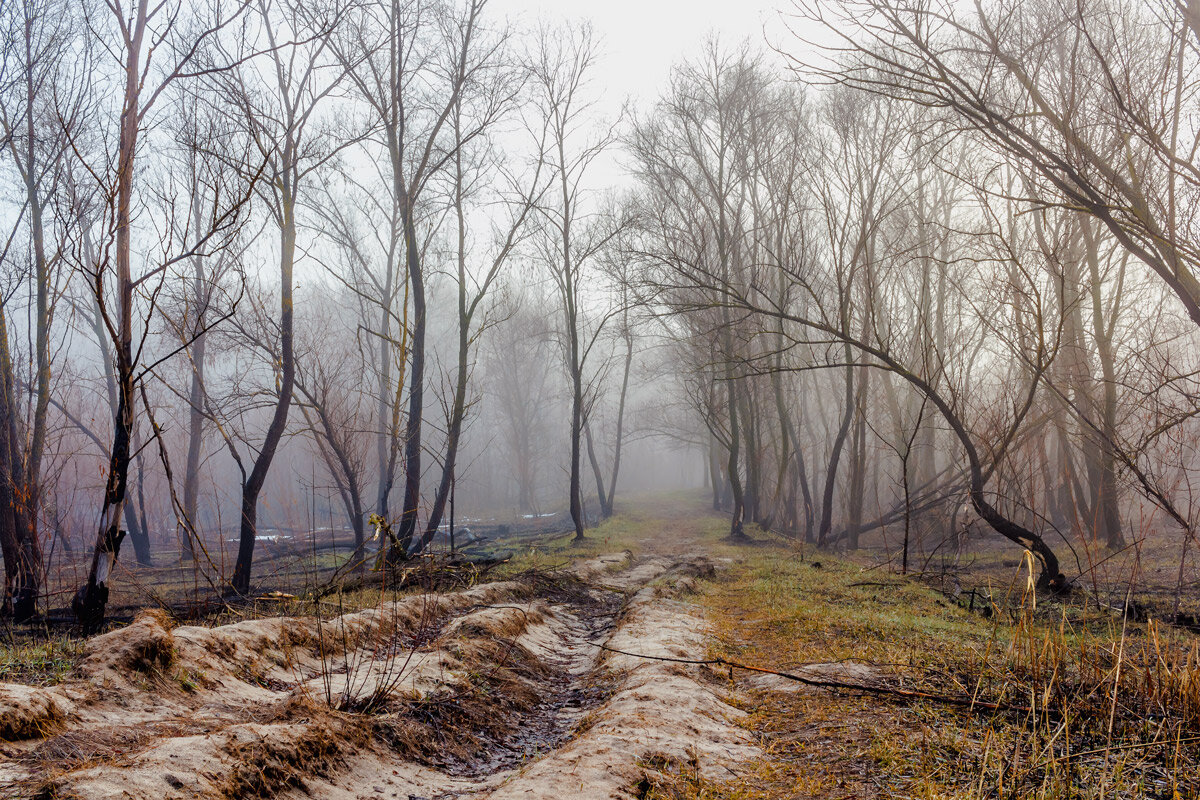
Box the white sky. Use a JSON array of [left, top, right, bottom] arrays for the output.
[[488, 0, 800, 113]]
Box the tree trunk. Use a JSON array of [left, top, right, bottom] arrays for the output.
[[845, 368, 869, 550], [181, 218, 209, 562], [584, 420, 608, 520], [0, 314, 39, 621], [568, 354, 585, 540], [415, 176, 470, 553], [819, 356, 856, 548], [708, 432, 724, 511], [75, 0, 147, 628], [231, 196, 296, 595], [724, 353, 747, 540], [393, 199, 426, 559], [1082, 220, 1125, 548], [601, 325, 634, 519]]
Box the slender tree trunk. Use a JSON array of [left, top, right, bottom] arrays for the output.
[[1082, 221, 1125, 548], [602, 328, 634, 518], [723, 345, 747, 540], [416, 169, 469, 552], [568, 351, 585, 539], [75, 1, 148, 628], [708, 432, 724, 511], [740, 386, 763, 526], [123, 440, 152, 566], [584, 420, 608, 520], [231, 195, 296, 594], [819, 354, 856, 548], [393, 198, 426, 559], [845, 368, 869, 549], [181, 208, 209, 562]]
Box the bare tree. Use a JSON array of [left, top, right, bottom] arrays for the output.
[[410, 79, 545, 555], [332, 0, 506, 561], [0, 0, 85, 618], [70, 0, 254, 628], [531, 21, 624, 540], [209, 0, 350, 596]]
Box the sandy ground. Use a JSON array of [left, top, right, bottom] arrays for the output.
[[0, 551, 758, 800]]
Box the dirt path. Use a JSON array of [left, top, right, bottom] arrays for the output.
[[0, 536, 757, 800]]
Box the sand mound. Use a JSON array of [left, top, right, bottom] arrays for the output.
[[1, 555, 756, 800]]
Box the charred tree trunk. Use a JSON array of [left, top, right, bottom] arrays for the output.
[[75, 3, 145, 627], [0, 317, 39, 621]]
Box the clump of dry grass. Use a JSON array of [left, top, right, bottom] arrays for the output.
[[0, 688, 67, 742], [633, 750, 704, 799], [220, 715, 357, 800], [78, 609, 177, 680], [20, 720, 207, 780]]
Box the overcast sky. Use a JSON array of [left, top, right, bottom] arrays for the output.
[[484, 0, 805, 193], [488, 0, 800, 113]]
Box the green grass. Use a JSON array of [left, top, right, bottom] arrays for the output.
[[0, 635, 84, 685]]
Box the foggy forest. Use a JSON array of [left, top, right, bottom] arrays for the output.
[[3, 0, 1200, 797]]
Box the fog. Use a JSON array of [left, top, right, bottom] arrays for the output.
[[2, 0, 1200, 628]]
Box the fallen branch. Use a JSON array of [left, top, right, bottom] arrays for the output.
[[594, 643, 1031, 714]]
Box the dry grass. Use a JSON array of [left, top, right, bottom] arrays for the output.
[[220, 715, 357, 800], [635, 520, 1200, 800]]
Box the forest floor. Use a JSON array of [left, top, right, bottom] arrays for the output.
[[2, 494, 1200, 799]]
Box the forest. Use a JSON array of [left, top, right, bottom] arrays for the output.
[[3, 0, 1200, 797]]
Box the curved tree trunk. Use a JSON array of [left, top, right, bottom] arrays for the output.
[[231, 199, 296, 595], [819, 358, 856, 547]]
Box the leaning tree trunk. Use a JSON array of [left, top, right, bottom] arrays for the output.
[[859, 331, 1067, 591], [819, 356, 856, 547]]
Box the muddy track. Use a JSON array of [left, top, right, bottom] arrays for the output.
[[0, 553, 757, 800]]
